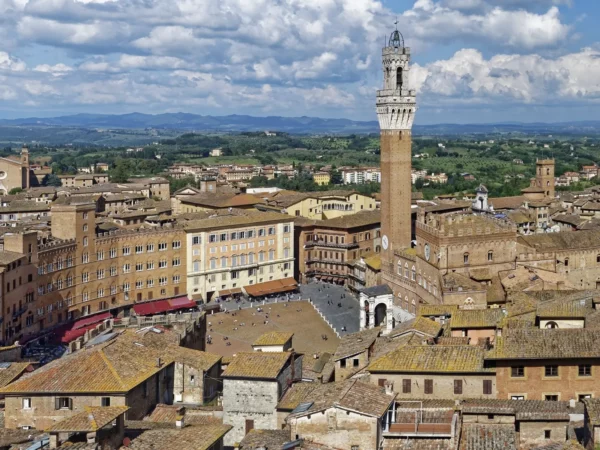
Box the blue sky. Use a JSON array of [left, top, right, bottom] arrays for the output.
[[0, 0, 599, 124]]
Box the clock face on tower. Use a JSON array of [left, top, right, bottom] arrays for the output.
[[424, 244, 431, 261], [382, 235, 389, 250]]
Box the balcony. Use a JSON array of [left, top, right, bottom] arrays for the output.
[[383, 404, 456, 438]]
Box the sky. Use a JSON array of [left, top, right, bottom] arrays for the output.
[[0, 0, 599, 124]]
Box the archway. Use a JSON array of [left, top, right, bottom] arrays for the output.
[[375, 303, 387, 327]]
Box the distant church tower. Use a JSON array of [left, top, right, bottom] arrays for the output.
[[536, 159, 555, 198], [377, 28, 417, 272]]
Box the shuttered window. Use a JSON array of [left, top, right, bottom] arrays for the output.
[[402, 379, 411, 394], [378, 378, 387, 387], [454, 380, 463, 395], [424, 379, 433, 394], [483, 380, 492, 395]]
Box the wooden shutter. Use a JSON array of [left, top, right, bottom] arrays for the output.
[[245, 419, 254, 435], [454, 380, 463, 395], [483, 380, 492, 395], [424, 379, 433, 394], [402, 379, 411, 394], [68, 398, 73, 410], [378, 378, 387, 387]]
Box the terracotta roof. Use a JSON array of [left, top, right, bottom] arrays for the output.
[[459, 423, 516, 450], [222, 352, 293, 379], [0, 338, 174, 394], [333, 327, 380, 361], [369, 345, 491, 374], [127, 424, 232, 450], [443, 273, 485, 293], [239, 429, 290, 449], [518, 229, 600, 251], [583, 398, 600, 426], [145, 404, 185, 423], [0, 362, 32, 388], [0, 429, 40, 448], [487, 329, 600, 360], [294, 210, 380, 230], [536, 300, 591, 319], [253, 331, 294, 347], [181, 210, 291, 231], [419, 305, 458, 317], [277, 382, 320, 411], [0, 251, 25, 265], [460, 398, 583, 420], [488, 196, 525, 210], [436, 337, 471, 346], [390, 317, 443, 338], [46, 406, 129, 432], [449, 309, 504, 329], [287, 379, 394, 418]]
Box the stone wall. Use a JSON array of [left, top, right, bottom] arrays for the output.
[[290, 407, 380, 450]]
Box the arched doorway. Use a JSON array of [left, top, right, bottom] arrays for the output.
[[375, 303, 387, 327]]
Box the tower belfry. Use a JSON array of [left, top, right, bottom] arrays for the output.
[[377, 27, 417, 272]]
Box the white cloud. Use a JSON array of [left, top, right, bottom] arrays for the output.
[[34, 63, 73, 76], [0, 52, 26, 71], [412, 47, 600, 105]]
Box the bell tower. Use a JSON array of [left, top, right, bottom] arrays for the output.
[[377, 28, 417, 274]]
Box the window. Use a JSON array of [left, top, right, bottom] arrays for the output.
[[82, 253, 89, 263], [123, 282, 130, 292], [545, 430, 552, 439], [463, 253, 469, 264], [96, 251, 104, 261], [135, 245, 143, 254], [101, 397, 111, 407], [159, 260, 167, 269], [56, 397, 72, 410], [209, 234, 218, 243], [83, 237, 88, 247], [158, 242, 167, 251], [82, 272, 89, 283], [483, 380, 492, 395], [97, 269, 105, 279], [173, 275, 180, 284], [147, 243, 155, 252], [454, 379, 463, 395], [110, 248, 117, 258], [545, 365, 559, 377], [172, 240, 181, 249], [402, 379, 411, 394], [173, 257, 181, 267], [268, 227, 275, 235], [340, 359, 346, 368], [424, 379, 433, 395], [353, 359, 359, 367], [210, 259, 217, 270], [579, 394, 592, 401], [159, 277, 167, 286], [545, 395, 558, 401], [147, 279, 154, 288], [122, 246, 131, 256], [192, 236, 201, 245], [110, 266, 117, 276], [147, 261, 155, 270], [22, 398, 31, 409], [83, 212, 88, 219], [511, 395, 525, 400], [579, 364, 592, 377], [284, 225, 290, 233], [511, 366, 525, 378], [488, 251, 493, 262], [123, 264, 131, 273], [136, 263, 144, 272], [564, 258, 569, 267], [231, 271, 239, 280]]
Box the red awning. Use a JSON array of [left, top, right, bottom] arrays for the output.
[[133, 296, 197, 316], [168, 296, 197, 309], [72, 312, 111, 330], [60, 323, 99, 344]]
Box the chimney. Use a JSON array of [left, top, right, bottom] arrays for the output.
[[384, 381, 394, 396]]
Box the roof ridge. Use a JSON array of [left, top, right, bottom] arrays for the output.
[[98, 347, 127, 391]]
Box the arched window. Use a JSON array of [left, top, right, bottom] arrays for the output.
[[464, 253, 469, 264], [404, 263, 409, 278], [547, 168, 550, 175], [488, 251, 493, 262], [397, 261, 402, 275], [396, 67, 403, 90], [546, 321, 559, 329], [365, 232, 371, 240], [411, 266, 416, 281]]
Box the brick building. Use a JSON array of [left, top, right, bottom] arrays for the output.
[[295, 210, 381, 286]]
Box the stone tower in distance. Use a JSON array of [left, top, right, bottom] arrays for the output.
[[377, 28, 417, 273]]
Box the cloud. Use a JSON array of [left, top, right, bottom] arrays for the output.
[[412, 47, 600, 105], [34, 63, 73, 76], [0, 52, 26, 71]]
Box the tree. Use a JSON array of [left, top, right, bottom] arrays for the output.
[[44, 174, 63, 187], [9, 187, 23, 195], [329, 165, 343, 185]]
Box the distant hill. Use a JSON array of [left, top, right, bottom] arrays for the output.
[[1, 113, 600, 135]]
